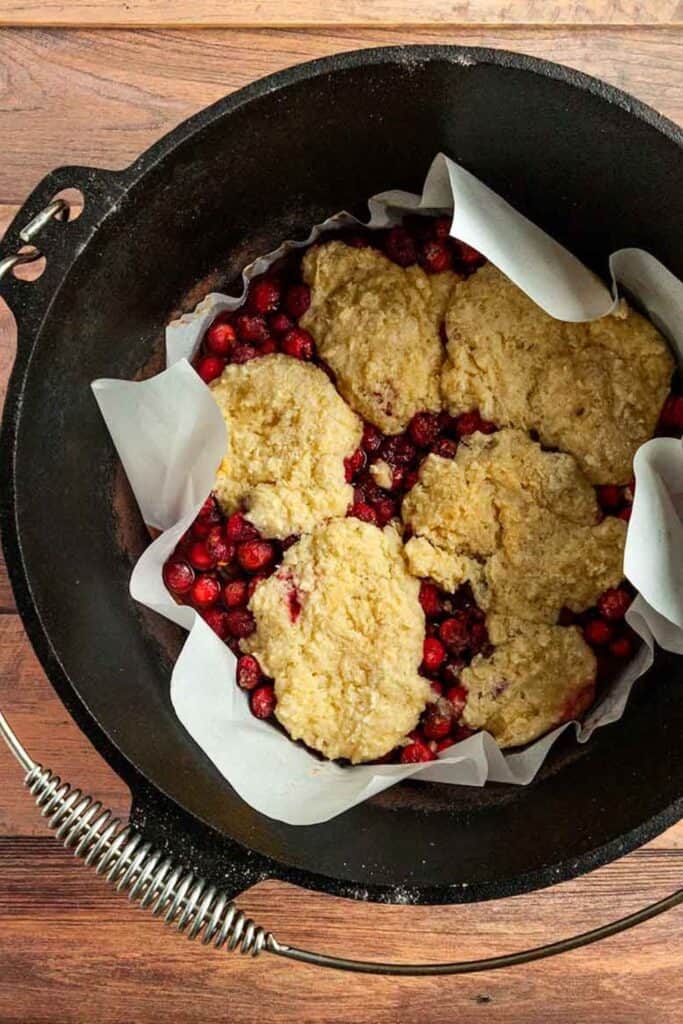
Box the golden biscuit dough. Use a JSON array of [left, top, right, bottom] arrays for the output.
[[402, 429, 626, 623], [461, 616, 596, 748], [210, 354, 362, 539], [301, 241, 460, 433], [244, 518, 430, 763], [442, 263, 673, 483]]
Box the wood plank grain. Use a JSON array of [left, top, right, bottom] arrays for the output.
[[0, 838, 680, 1024], [0, 33, 681, 1018], [0, 205, 18, 423], [0, 617, 131, 833], [0, 1, 680, 29], [0, 27, 682, 205]]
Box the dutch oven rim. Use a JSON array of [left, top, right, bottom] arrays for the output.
[[1, 43, 682, 906]]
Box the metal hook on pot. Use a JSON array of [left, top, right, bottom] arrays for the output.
[[0, 197, 69, 284]]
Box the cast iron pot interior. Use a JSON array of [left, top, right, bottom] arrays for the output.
[[1, 46, 682, 904]]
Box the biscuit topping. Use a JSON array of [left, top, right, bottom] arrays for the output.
[[210, 354, 362, 538], [301, 241, 460, 433], [244, 518, 430, 763], [442, 263, 673, 483], [402, 429, 627, 624]]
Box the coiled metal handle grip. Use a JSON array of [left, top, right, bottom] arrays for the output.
[[1, 709, 680, 975]]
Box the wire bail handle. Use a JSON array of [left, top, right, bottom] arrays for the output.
[[1, 707, 680, 974]]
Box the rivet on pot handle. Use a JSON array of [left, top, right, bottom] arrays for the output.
[[0, 197, 70, 285], [1, 706, 680, 975]]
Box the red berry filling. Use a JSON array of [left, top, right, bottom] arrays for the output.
[[175, 212, 661, 755], [248, 277, 282, 315], [190, 212, 485, 389], [250, 684, 277, 719], [163, 558, 194, 595], [236, 654, 262, 691], [164, 499, 280, 720]]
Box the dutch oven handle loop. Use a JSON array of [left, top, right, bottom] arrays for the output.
[[1, 708, 680, 975], [0, 167, 126, 340], [0, 197, 69, 284]]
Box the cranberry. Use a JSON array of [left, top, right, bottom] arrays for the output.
[[386, 465, 405, 492], [446, 685, 468, 718], [269, 311, 293, 335], [190, 574, 221, 609], [187, 541, 216, 571], [234, 312, 269, 344], [356, 474, 384, 505], [205, 321, 236, 357], [609, 634, 633, 659], [225, 513, 260, 543], [422, 705, 453, 741], [230, 343, 260, 364], [597, 587, 631, 621], [435, 737, 455, 753], [455, 240, 484, 267], [236, 653, 262, 690], [478, 419, 497, 435], [623, 479, 635, 504], [618, 506, 632, 522], [431, 437, 458, 459], [248, 278, 282, 315], [163, 558, 194, 595], [361, 423, 383, 455], [225, 608, 256, 638], [403, 468, 419, 491], [384, 226, 418, 267], [583, 618, 613, 647], [247, 574, 267, 599], [344, 448, 366, 482], [432, 216, 452, 240], [284, 284, 311, 320], [260, 339, 278, 355], [409, 411, 441, 448], [400, 739, 436, 763], [191, 519, 211, 540], [282, 534, 299, 551], [237, 540, 275, 573], [205, 525, 234, 566], [419, 239, 452, 274], [223, 579, 249, 608], [419, 581, 442, 617], [439, 613, 469, 650], [250, 684, 276, 719], [470, 621, 489, 654], [380, 435, 417, 467], [196, 355, 225, 384], [349, 501, 378, 525], [455, 411, 484, 438], [422, 637, 446, 673], [197, 494, 221, 524], [374, 498, 397, 526], [597, 484, 621, 511], [281, 327, 314, 360], [658, 393, 683, 432], [454, 724, 475, 742], [442, 661, 464, 688], [430, 680, 444, 697], [203, 607, 230, 639]]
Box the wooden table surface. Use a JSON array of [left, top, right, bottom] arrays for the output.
[[0, 5, 681, 1022]]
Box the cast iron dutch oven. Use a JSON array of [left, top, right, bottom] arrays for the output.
[[1, 47, 682, 962]]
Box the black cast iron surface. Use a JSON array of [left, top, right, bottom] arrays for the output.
[[1, 45, 682, 905]]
